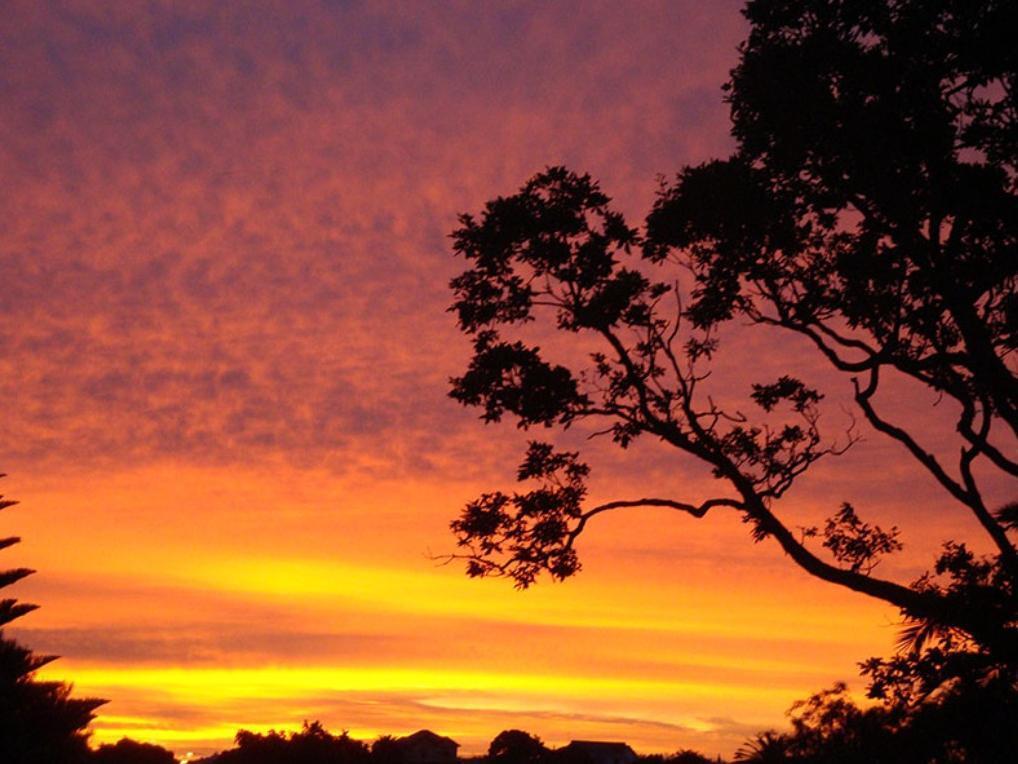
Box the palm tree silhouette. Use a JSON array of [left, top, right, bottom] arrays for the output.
[[733, 731, 789, 763]]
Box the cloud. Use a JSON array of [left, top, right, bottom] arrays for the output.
[[12, 625, 397, 666], [0, 0, 745, 482]]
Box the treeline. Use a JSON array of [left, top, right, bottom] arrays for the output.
[[86, 725, 725, 764]]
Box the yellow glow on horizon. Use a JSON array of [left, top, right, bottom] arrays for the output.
[[49, 663, 799, 705], [12, 463, 904, 759], [180, 553, 885, 645], [63, 662, 803, 754]]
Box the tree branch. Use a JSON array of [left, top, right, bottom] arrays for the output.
[[852, 369, 973, 507], [853, 369, 1018, 570], [567, 496, 744, 545]]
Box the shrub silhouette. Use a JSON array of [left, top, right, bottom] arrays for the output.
[[91, 738, 177, 764], [488, 730, 549, 764], [369, 735, 404, 764], [210, 721, 371, 764]]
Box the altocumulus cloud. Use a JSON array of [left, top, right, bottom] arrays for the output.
[[0, 0, 743, 479]]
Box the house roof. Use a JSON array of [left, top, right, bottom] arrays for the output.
[[400, 730, 460, 748], [562, 742, 636, 754]]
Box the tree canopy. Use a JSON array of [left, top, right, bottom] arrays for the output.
[[488, 729, 549, 764], [210, 721, 371, 764], [446, 0, 1017, 710], [0, 476, 106, 763], [91, 738, 177, 764]]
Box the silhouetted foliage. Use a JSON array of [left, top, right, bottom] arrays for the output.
[[488, 730, 549, 764], [209, 721, 370, 764], [733, 732, 790, 764], [445, 0, 1017, 717], [370, 735, 404, 764], [641, 751, 723, 764], [91, 738, 177, 764], [675, 753, 724, 764], [0, 476, 105, 764], [736, 677, 1018, 763]]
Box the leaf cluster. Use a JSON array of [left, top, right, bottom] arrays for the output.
[[449, 443, 588, 587]]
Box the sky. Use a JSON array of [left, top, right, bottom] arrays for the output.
[[0, 1, 1011, 760]]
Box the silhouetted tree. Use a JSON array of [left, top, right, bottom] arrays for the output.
[[780, 683, 896, 762], [446, 0, 1016, 688], [91, 738, 177, 764], [737, 675, 1018, 763], [370, 735, 404, 764], [213, 721, 370, 764], [733, 732, 789, 764], [0, 476, 105, 763], [488, 730, 549, 764]]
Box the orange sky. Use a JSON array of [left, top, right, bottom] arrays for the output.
[[1, 1, 1012, 760]]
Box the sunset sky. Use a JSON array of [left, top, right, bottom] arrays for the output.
[[1, 1, 1011, 760]]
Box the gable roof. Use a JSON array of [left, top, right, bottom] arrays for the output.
[[566, 741, 635, 753], [562, 742, 636, 754], [400, 730, 460, 749]]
